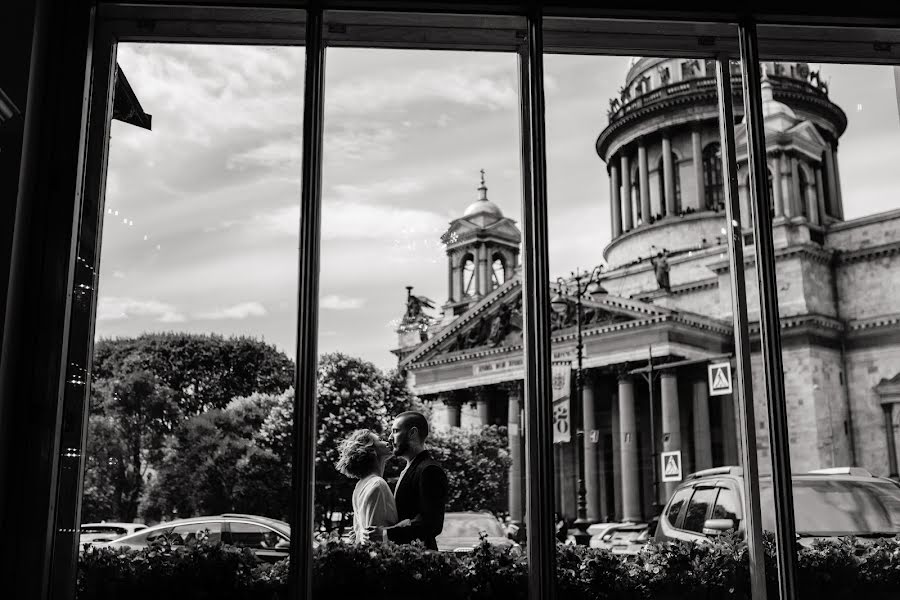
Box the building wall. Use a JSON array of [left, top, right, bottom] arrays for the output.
[[846, 343, 900, 477], [835, 254, 900, 321]]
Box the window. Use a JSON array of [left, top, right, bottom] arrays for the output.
[[632, 167, 642, 223], [666, 487, 692, 526], [491, 257, 505, 288], [682, 488, 717, 533], [229, 522, 288, 549], [712, 488, 740, 528], [703, 142, 724, 210], [169, 522, 223, 545], [462, 255, 476, 296]]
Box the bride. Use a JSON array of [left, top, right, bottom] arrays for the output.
[[336, 429, 408, 543]]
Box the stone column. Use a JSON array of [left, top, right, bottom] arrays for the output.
[[692, 130, 704, 210], [473, 244, 483, 297], [815, 166, 826, 222], [791, 156, 803, 218], [476, 389, 491, 426], [583, 376, 601, 522], [445, 396, 462, 428], [481, 243, 492, 294], [448, 254, 455, 302], [662, 135, 676, 216], [610, 163, 622, 238], [660, 373, 682, 499], [507, 384, 524, 523], [806, 177, 819, 225], [638, 144, 650, 223], [772, 153, 784, 218], [883, 404, 898, 479], [739, 180, 751, 230], [832, 145, 844, 218], [780, 153, 792, 218], [825, 145, 839, 218], [692, 380, 713, 472], [621, 154, 633, 231], [618, 377, 641, 522], [611, 392, 622, 520]]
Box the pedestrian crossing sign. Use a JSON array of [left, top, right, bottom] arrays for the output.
[[708, 361, 733, 396], [661, 450, 683, 482]]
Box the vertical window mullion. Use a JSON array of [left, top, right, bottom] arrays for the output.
[[47, 22, 118, 600], [290, 8, 325, 599], [519, 10, 556, 600], [715, 53, 768, 600], [738, 19, 799, 600]]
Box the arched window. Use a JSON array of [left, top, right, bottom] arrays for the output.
[[462, 255, 476, 296], [797, 167, 809, 218], [703, 143, 724, 210], [491, 256, 506, 289], [657, 154, 682, 217]]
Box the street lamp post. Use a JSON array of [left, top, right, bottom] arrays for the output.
[[636, 346, 661, 517], [552, 266, 605, 545]]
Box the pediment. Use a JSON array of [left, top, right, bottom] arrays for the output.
[[443, 215, 521, 246], [401, 275, 673, 367]]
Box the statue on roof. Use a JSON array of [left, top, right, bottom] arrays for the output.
[[400, 286, 436, 342], [650, 249, 671, 292]]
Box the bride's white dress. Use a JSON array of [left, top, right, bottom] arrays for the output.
[[351, 474, 398, 543]]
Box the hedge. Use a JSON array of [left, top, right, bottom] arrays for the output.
[[77, 533, 900, 600]]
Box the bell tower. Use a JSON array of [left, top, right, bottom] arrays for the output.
[[441, 171, 521, 316]]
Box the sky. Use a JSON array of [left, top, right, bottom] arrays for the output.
[[96, 43, 900, 371]]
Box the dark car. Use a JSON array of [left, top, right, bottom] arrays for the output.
[[435, 511, 521, 554], [655, 466, 900, 546], [102, 514, 291, 562]]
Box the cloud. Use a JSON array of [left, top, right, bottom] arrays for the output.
[[97, 297, 186, 323], [326, 64, 518, 116], [227, 138, 302, 171], [320, 295, 366, 310], [194, 302, 267, 320]]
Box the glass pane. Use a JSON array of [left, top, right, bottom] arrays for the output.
[[748, 31, 900, 548], [712, 487, 740, 524], [682, 487, 716, 532], [79, 40, 303, 588], [315, 17, 525, 595], [543, 37, 744, 555]]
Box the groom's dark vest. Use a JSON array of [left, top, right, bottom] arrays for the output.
[[387, 450, 448, 550]]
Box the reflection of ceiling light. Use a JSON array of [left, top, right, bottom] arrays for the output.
[[720, 227, 726, 234], [114, 210, 118, 216], [143, 235, 148, 241]]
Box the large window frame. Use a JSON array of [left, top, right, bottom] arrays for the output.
[[6, 3, 900, 600]]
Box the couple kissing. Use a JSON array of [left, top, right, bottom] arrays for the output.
[[336, 411, 449, 550]]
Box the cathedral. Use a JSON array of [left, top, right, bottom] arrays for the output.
[[394, 58, 900, 525]]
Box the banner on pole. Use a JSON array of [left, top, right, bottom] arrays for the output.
[[552, 362, 572, 444]]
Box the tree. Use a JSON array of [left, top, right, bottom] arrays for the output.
[[257, 354, 423, 529], [92, 333, 294, 416], [428, 425, 512, 514], [140, 391, 291, 522], [86, 370, 179, 522]]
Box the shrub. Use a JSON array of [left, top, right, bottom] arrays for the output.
[[78, 534, 900, 600]]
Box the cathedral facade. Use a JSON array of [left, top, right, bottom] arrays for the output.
[[394, 58, 900, 525]]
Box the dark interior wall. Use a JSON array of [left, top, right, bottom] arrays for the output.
[[0, 0, 38, 366]]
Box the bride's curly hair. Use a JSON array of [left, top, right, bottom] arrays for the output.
[[335, 429, 378, 479]]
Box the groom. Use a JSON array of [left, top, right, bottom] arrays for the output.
[[368, 411, 448, 550]]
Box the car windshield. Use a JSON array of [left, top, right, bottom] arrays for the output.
[[760, 479, 900, 535], [439, 515, 505, 538]]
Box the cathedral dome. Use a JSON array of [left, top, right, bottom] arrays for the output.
[[464, 198, 504, 218], [463, 170, 504, 219]]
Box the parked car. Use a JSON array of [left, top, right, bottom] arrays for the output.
[[79, 522, 147, 548], [436, 511, 521, 554], [586, 522, 622, 548], [589, 522, 652, 554], [655, 466, 900, 546], [102, 514, 291, 562]]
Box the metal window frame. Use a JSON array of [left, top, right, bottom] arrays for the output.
[[14, 3, 900, 600]]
